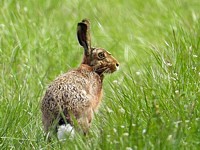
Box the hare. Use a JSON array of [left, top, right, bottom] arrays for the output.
[[41, 19, 119, 138]]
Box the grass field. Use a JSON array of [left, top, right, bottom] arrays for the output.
[[0, 0, 200, 149]]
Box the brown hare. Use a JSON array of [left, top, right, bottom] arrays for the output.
[[41, 19, 119, 139]]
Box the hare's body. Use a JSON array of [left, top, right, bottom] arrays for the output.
[[41, 19, 119, 137], [42, 64, 102, 133]]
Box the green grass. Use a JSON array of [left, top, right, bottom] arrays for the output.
[[0, 0, 200, 149]]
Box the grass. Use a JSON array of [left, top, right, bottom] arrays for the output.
[[0, 0, 200, 149]]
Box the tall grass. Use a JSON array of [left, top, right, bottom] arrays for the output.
[[0, 0, 200, 149]]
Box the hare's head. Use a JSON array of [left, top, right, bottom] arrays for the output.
[[77, 19, 119, 75]]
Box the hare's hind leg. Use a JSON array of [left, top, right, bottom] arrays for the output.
[[42, 114, 51, 133], [42, 112, 59, 139], [77, 108, 93, 135], [42, 113, 54, 141]]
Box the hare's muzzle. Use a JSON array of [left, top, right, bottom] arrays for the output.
[[111, 62, 119, 72], [110, 60, 119, 73], [116, 63, 119, 70]]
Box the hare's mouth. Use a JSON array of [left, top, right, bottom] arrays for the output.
[[94, 65, 118, 75], [94, 67, 107, 74]]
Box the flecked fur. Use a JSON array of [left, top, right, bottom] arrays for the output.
[[41, 19, 119, 136]]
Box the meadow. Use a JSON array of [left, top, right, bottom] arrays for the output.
[[0, 0, 200, 149]]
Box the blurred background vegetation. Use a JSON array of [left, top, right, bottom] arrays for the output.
[[0, 0, 200, 149]]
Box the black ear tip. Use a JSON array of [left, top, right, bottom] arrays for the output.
[[82, 19, 90, 23], [77, 19, 90, 31], [77, 19, 90, 27]]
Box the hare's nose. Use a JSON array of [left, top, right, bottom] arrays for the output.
[[116, 63, 119, 71]]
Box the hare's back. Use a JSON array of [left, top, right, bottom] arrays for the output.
[[42, 69, 102, 115]]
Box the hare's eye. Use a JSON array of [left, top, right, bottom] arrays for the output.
[[98, 52, 105, 59]]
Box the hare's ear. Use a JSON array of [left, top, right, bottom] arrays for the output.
[[77, 19, 91, 56]]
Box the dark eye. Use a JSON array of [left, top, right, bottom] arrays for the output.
[[98, 52, 105, 59]]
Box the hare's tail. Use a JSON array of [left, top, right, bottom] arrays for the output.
[[57, 124, 75, 140]]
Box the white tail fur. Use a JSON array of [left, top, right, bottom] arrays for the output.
[[57, 124, 75, 141]]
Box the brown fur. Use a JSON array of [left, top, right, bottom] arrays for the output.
[[41, 19, 119, 135]]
